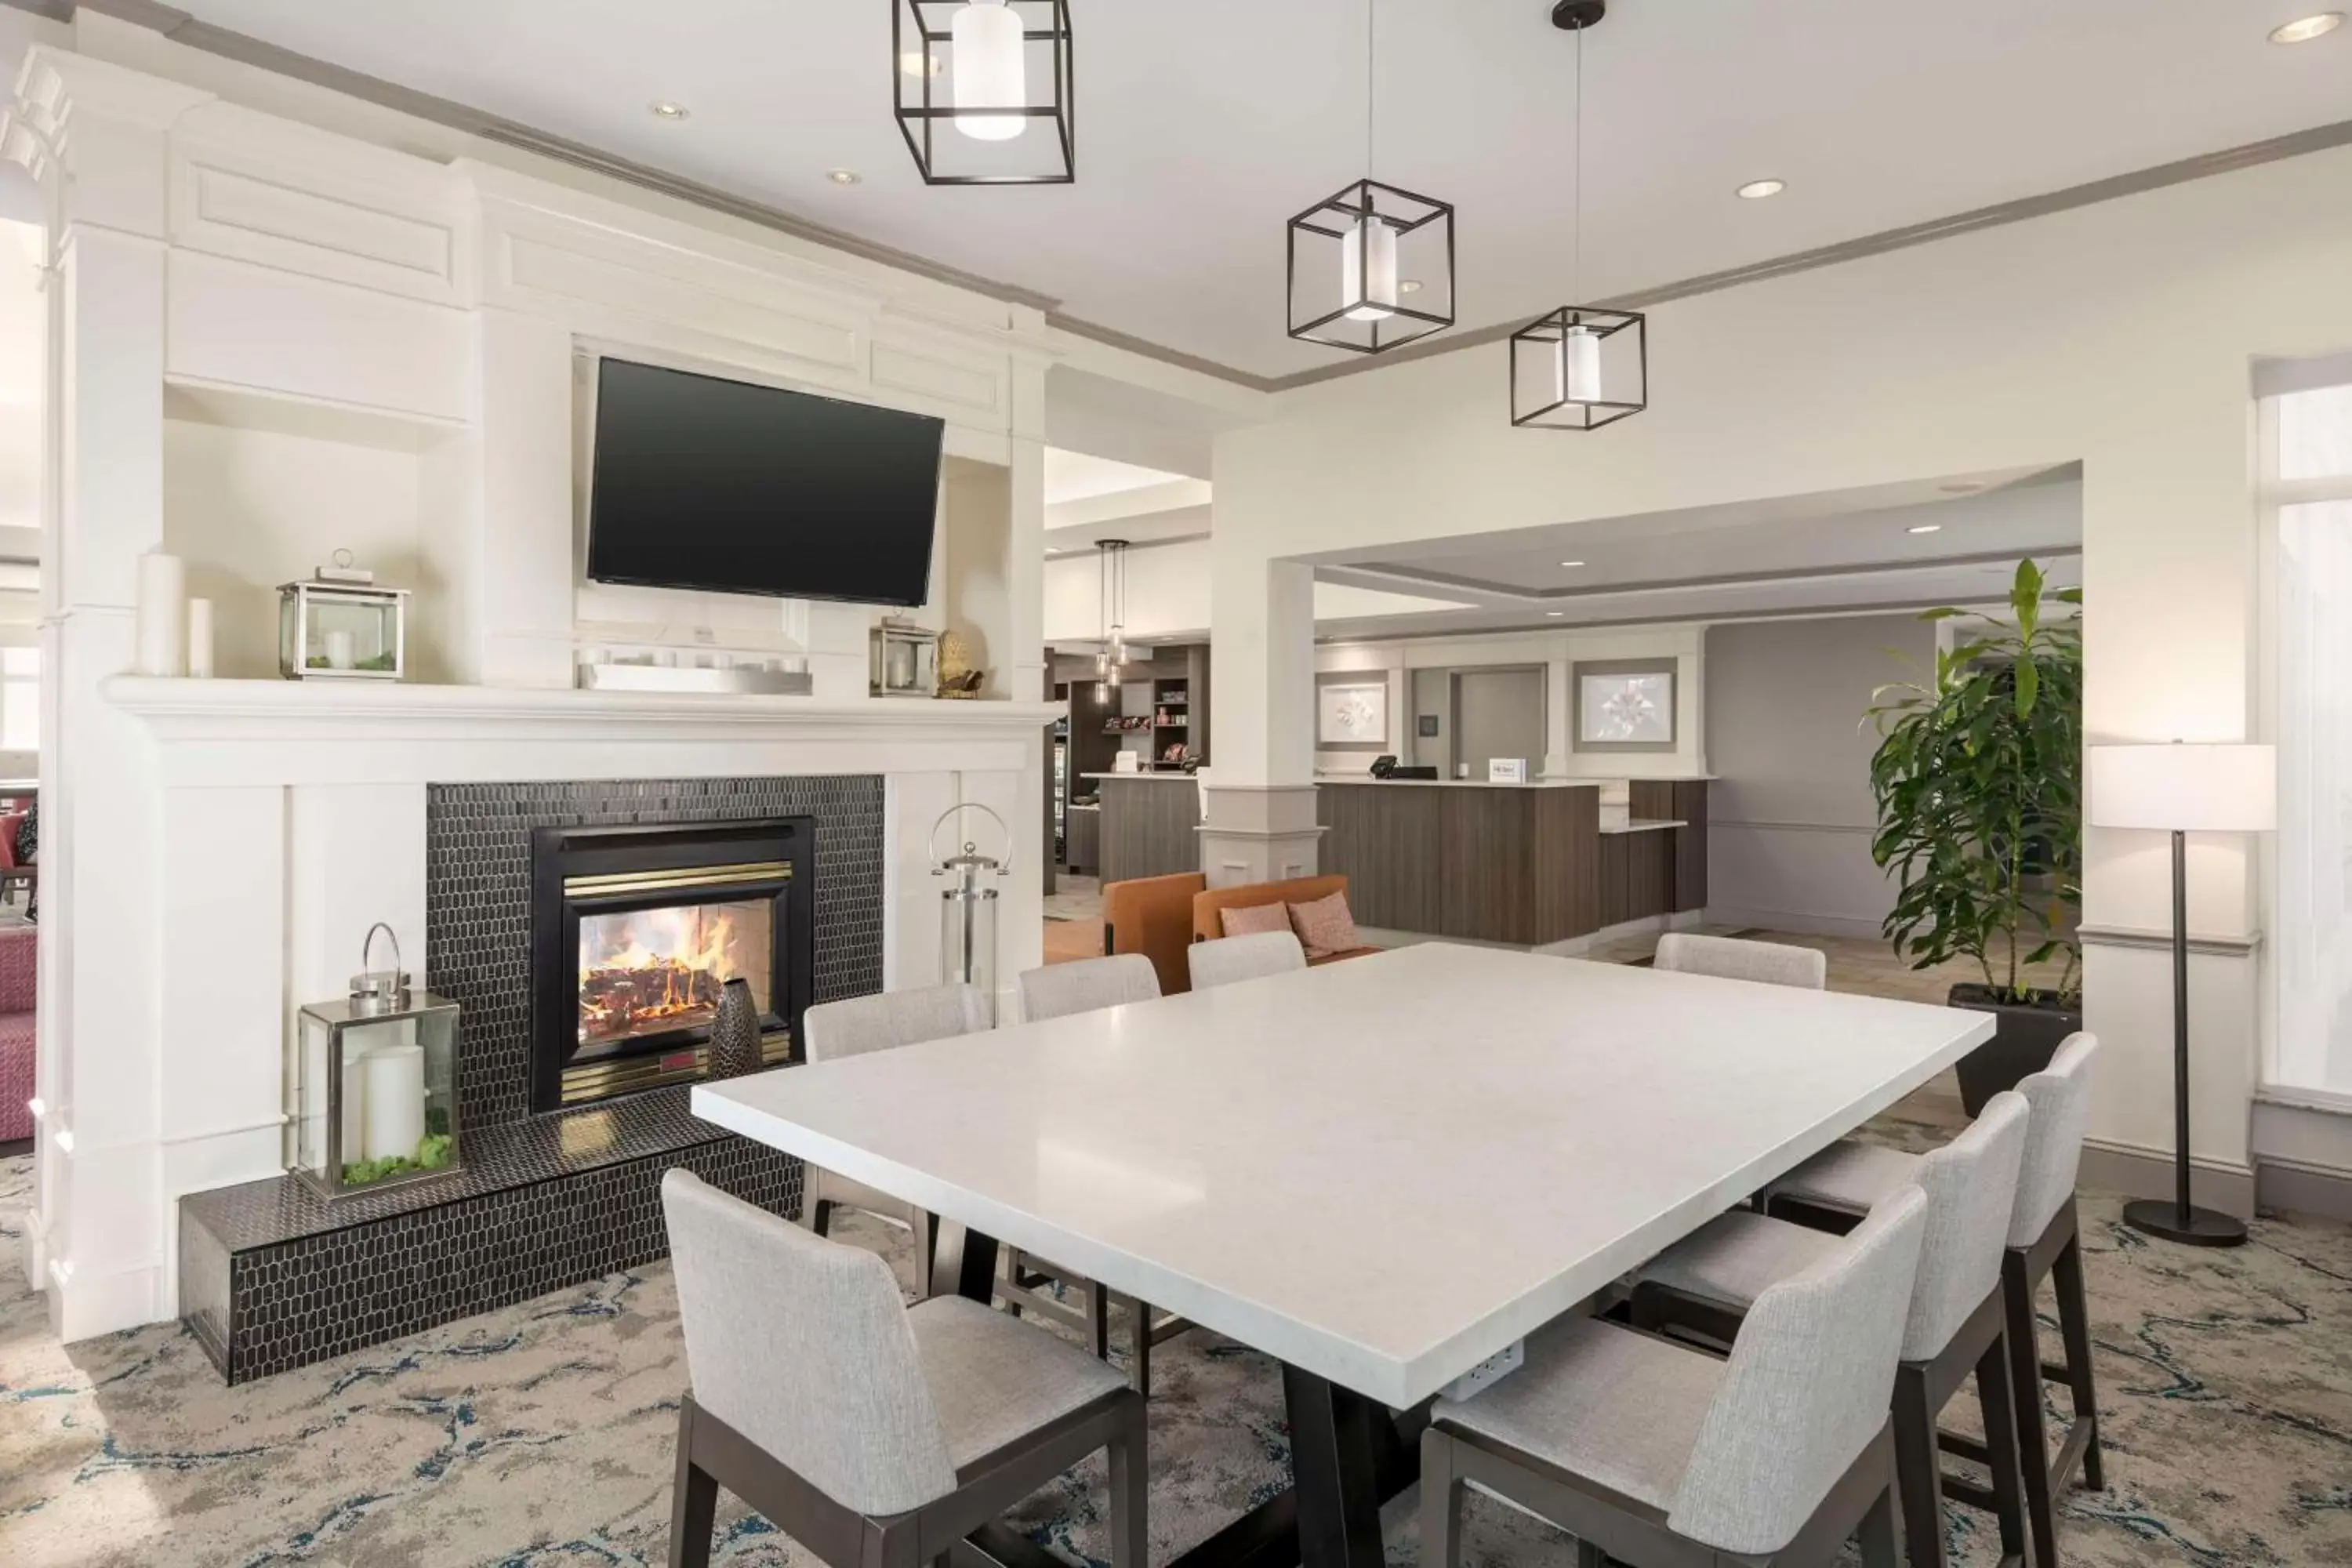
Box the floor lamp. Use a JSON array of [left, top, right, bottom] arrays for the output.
[[2087, 741, 2275, 1247]]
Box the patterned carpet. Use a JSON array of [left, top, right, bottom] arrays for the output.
[[2, 1134, 2350, 1567]]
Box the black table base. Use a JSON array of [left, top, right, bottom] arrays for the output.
[[931, 1216, 1424, 1568]]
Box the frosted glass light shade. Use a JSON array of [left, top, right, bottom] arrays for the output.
[[2089, 742, 2277, 833], [1341, 216, 1399, 322], [1559, 325, 1602, 403], [952, 0, 1026, 140]]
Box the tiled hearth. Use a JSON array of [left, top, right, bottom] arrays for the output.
[[177, 775, 886, 1383]]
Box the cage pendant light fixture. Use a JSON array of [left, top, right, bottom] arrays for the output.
[[894, 1, 1075, 185], [1287, 0, 1454, 354], [1511, 1, 1646, 430]]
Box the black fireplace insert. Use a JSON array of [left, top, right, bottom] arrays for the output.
[[529, 818, 815, 1112]]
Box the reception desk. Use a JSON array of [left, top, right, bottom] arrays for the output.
[[1083, 772, 1202, 883], [1317, 776, 1708, 946]]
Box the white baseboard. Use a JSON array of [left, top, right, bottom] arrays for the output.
[[49, 1258, 165, 1344]]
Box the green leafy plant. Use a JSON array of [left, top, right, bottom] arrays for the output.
[[1865, 558, 2083, 1005]]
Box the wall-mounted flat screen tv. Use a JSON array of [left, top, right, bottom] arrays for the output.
[[587, 358, 945, 608]]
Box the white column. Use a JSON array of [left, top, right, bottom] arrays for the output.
[[1202, 545, 1321, 885]]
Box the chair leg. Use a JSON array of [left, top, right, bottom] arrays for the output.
[[668, 1403, 718, 1568], [807, 1196, 834, 1237], [1857, 1485, 1901, 1568], [1112, 1293, 1155, 1396], [1891, 1363, 1946, 1568], [2002, 1254, 2060, 1568], [1975, 1319, 2031, 1565], [1108, 1399, 1150, 1568], [903, 1203, 933, 1303], [1418, 1427, 1464, 1568], [1087, 1279, 1111, 1360], [2051, 1225, 2104, 1492]]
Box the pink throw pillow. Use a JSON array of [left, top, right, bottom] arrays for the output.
[[1288, 891, 1360, 959], [1219, 902, 1292, 939]]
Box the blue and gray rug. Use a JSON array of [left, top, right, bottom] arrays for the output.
[[2, 1142, 2348, 1567]]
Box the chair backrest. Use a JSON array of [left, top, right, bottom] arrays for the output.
[[803, 982, 991, 1064], [1668, 1185, 1926, 1555], [1653, 932, 1827, 990], [1188, 930, 1308, 990], [661, 1170, 957, 1516], [2009, 1032, 2100, 1247], [1018, 953, 1162, 1022], [1102, 872, 1207, 995], [1900, 1091, 2030, 1360], [1192, 874, 1350, 946]]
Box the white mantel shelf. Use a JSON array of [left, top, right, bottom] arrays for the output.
[[107, 677, 1064, 789]]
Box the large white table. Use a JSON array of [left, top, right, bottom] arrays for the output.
[[694, 943, 1993, 1568]]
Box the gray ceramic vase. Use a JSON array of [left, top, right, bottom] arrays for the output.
[[710, 977, 764, 1080]]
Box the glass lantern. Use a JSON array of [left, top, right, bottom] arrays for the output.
[[870, 618, 940, 698], [930, 803, 1010, 1022], [288, 924, 462, 1200], [279, 558, 409, 681]]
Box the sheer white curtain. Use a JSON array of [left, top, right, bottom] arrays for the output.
[[2273, 381, 2352, 1094]]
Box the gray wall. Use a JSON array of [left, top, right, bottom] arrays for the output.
[[1704, 615, 1936, 936]]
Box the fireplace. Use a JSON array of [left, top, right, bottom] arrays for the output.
[[529, 818, 815, 1112]]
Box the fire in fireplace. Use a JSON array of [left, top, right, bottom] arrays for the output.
[[530, 819, 814, 1112]]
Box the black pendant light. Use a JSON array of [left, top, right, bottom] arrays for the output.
[[894, 2, 1075, 185], [1287, 0, 1454, 354], [1511, 1, 1646, 430]]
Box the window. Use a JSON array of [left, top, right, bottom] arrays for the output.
[[2270, 376, 2352, 1095], [0, 646, 33, 753]]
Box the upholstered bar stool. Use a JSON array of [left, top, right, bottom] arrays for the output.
[[1653, 932, 1828, 989], [1632, 1094, 2034, 1567], [799, 982, 994, 1303], [1187, 930, 1307, 990], [1766, 1033, 2103, 1568], [1425, 1187, 1927, 1568], [1010, 954, 1187, 1389], [661, 1171, 1147, 1568]]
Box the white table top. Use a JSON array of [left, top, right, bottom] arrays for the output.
[[694, 943, 1991, 1408]]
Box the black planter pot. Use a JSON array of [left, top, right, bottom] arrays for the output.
[[1947, 984, 2084, 1115]]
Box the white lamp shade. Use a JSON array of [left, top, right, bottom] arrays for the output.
[[951, 0, 1028, 142], [2089, 742, 2277, 833]]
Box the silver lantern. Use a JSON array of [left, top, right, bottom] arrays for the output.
[[288, 924, 462, 1200], [930, 803, 1011, 1021]]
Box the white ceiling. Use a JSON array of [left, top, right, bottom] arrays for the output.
[[165, 1, 2352, 380], [1312, 469, 2083, 640], [1042, 448, 1185, 507]]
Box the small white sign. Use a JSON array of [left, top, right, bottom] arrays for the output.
[[1488, 757, 1528, 783]]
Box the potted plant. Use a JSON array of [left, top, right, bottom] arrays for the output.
[[1867, 558, 2082, 1112]]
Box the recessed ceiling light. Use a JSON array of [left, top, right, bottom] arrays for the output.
[[1399, 279, 1424, 294], [1546, 611, 1566, 618], [826, 169, 863, 186], [1559, 560, 1586, 568], [899, 49, 944, 77], [648, 100, 689, 121], [2270, 13, 2344, 43], [1907, 524, 1944, 535], [1736, 178, 1786, 200]]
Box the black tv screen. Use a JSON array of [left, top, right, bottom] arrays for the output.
[[587, 358, 945, 608]]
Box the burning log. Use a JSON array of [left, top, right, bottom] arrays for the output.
[[579, 959, 727, 1044]]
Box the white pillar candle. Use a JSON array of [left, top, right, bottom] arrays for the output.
[[186, 597, 215, 680], [338, 1046, 368, 1164], [134, 551, 187, 677], [361, 1043, 426, 1163], [325, 628, 356, 670]]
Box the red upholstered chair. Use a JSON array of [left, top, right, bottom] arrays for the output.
[[0, 923, 33, 1143]]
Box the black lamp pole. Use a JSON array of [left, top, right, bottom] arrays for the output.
[[2121, 829, 2247, 1247]]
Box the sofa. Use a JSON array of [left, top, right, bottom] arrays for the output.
[[0, 922, 32, 1143], [1191, 874, 1381, 967]]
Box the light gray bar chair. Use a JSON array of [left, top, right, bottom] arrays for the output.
[[798, 982, 993, 1303], [661, 1171, 1146, 1568], [1653, 932, 1828, 989], [1765, 1033, 2103, 1568], [1425, 1186, 1928, 1568], [1007, 954, 1185, 1389], [1632, 1093, 2034, 1568], [1187, 929, 1307, 990]]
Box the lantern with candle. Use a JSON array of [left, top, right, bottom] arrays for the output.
[[287, 923, 462, 1200]]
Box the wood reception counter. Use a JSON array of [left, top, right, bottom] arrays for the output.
[[1081, 771, 1202, 884], [1317, 777, 1708, 946]]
